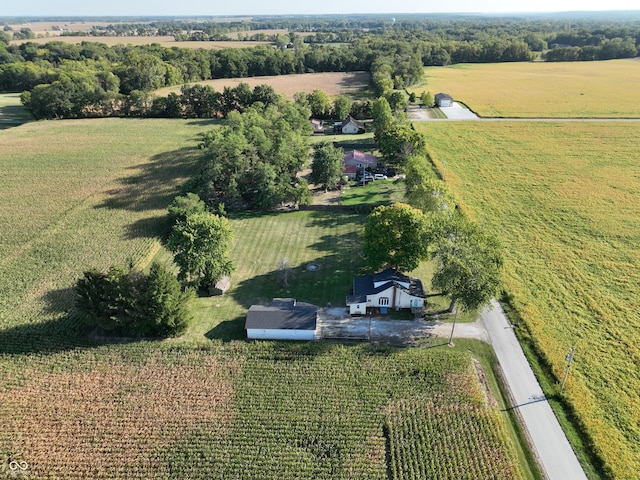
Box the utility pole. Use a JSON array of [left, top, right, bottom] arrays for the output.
[[448, 305, 458, 347], [560, 346, 576, 394]]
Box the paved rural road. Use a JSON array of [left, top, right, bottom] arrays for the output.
[[481, 299, 588, 480]]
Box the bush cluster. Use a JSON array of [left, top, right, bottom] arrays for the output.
[[75, 262, 193, 337]]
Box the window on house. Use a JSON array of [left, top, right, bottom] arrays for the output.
[[379, 297, 389, 306]]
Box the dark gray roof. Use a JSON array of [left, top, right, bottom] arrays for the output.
[[347, 268, 426, 304], [373, 268, 412, 285], [245, 304, 318, 330], [435, 93, 453, 102]]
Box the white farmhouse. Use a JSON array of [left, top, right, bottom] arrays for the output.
[[346, 268, 426, 315]]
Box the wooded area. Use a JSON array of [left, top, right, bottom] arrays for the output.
[[1, 14, 639, 119]]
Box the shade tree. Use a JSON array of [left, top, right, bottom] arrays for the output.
[[310, 141, 344, 191], [430, 214, 503, 312], [363, 203, 432, 272], [167, 211, 235, 289]]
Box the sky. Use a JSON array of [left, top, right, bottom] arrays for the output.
[[2, 1, 639, 17]]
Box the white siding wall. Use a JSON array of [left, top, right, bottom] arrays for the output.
[[247, 329, 316, 340], [350, 303, 367, 315], [342, 123, 359, 134]]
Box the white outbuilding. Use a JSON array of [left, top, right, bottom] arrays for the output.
[[245, 299, 318, 341], [435, 93, 454, 108]]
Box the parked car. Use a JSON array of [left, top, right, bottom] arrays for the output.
[[373, 174, 388, 180]]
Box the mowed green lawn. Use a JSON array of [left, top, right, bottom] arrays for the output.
[[416, 121, 640, 479], [0, 93, 33, 127], [411, 59, 640, 118]]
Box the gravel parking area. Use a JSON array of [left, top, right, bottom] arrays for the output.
[[317, 307, 488, 345]]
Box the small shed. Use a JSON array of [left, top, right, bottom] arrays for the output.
[[209, 276, 230, 296], [435, 93, 454, 108], [310, 119, 324, 135], [245, 299, 318, 340]]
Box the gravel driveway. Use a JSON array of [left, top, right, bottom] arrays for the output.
[[318, 307, 488, 344]]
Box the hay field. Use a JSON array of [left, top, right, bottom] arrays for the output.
[[415, 121, 640, 479], [412, 60, 640, 118], [155, 71, 371, 99]]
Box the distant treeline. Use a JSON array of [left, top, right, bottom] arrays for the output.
[[1, 16, 639, 119]]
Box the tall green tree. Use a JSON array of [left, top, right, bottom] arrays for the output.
[[405, 155, 455, 217], [371, 96, 394, 143], [307, 89, 332, 119], [168, 193, 207, 224], [167, 212, 235, 289], [75, 263, 192, 337], [136, 263, 193, 336], [310, 141, 344, 191], [385, 90, 407, 112], [431, 215, 503, 312], [420, 91, 434, 107], [332, 95, 353, 121], [377, 122, 427, 169], [363, 203, 432, 272]]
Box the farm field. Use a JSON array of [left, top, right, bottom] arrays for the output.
[[0, 340, 527, 479], [0, 118, 212, 343], [154, 71, 371, 99], [412, 59, 640, 118], [415, 121, 640, 479], [0, 118, 536, 478], [9, 35, 273, 49]]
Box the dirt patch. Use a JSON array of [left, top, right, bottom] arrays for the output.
[[472, 358, 499, 409]]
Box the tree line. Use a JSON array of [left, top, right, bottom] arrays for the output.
[[3, 14, 639, 120]]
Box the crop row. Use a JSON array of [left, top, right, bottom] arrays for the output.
[[386, 398, 522, 480], [1, 331, 523, 479]]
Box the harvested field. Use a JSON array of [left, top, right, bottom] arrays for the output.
[[155, 71, 371, 98], [9, 35, 272, 49]]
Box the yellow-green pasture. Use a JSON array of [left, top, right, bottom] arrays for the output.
[[415, 121, 640, 479], [412, 60, 640, 118], [0, 118, 212, 334]]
